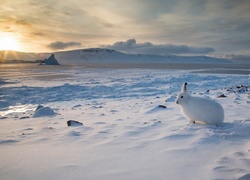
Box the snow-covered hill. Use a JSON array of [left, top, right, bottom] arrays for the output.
[[53, 48, 232, 65], [0, 48, 231, 65]]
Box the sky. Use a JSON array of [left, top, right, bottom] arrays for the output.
[[0, 0, 250, 55]]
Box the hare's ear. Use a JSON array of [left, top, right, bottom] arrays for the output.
[[181, 82, 188, 93]]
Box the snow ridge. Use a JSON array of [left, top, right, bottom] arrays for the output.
[[0, 48, 231, 65]]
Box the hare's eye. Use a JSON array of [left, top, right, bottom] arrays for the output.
[[181, 96, 184, 98]]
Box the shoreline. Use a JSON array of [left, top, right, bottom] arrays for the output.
[[79, 63, 250, 75], [0, 62, 250, 75]]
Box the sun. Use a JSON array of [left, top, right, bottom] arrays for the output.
[[0, 34, 20, 51]]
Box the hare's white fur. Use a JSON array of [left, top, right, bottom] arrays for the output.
[[176, 82, 224, 125]]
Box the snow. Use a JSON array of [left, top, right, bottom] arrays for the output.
[[0, 64, 250, 180], [33, 105, 56, 118]]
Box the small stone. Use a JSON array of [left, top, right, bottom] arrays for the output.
[[35, 104, 44, 111], [0, 116, 8, 119], [67, 120, 83, 127], [158, 105, 167, 108], [218, 94, 227, 98], [20, 116, 30, 119]]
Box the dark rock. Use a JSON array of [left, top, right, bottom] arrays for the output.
[[158, 105, 167, 108], [218, 94, 227, 98], [35, 104, 44, 111], [67, 120, 83, 127], [45, 54, 60, 65], [0, 116, 8, 119], [20, 116, 30, 119]]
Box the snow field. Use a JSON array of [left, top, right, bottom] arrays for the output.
[[0, 65, 250, 180]]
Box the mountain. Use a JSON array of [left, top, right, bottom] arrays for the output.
[[0, 48, 231, 65], [44, 54, 60, 65]]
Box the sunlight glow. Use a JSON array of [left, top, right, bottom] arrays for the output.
[[0, 34, 20, 51]]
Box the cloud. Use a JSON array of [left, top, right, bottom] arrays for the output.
[[102, 39, 215, 55], [32, 32, 45, 37], [47, 41, 81, 50], [1, 0, 249, 54], [15, 19, 32, 26]]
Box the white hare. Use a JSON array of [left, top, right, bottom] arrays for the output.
[[176, 82, 224, 125]]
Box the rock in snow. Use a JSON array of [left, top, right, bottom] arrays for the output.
[[158, 105, 167, 108], [44, 54, 60, 65], [67, 120, 83, 127], [35, 104, 44, 111], [218, 94, 227, 98], [33, 105, 55, 118]]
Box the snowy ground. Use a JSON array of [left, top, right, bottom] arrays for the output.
[[0, 64, 250, 180]]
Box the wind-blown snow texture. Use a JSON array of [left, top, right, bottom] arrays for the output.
[[0, 65, 250, 180]]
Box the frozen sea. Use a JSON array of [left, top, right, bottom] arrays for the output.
[[0, 63, 250, 180]]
